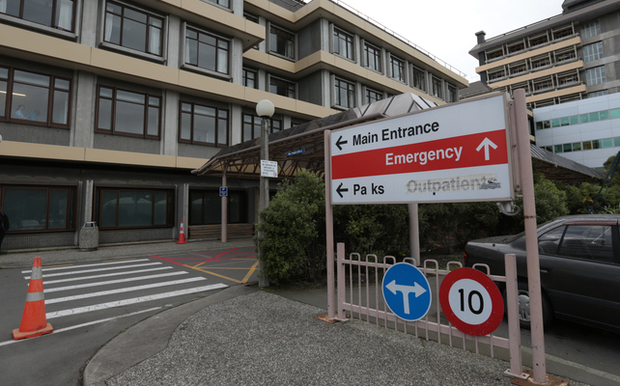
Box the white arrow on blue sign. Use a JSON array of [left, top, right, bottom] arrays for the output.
[[382, 263, 432, 321]]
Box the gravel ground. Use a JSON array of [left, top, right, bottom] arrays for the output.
[[106, 291, 536, 386]]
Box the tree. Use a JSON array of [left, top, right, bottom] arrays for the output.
[[254, 170, 325, 286]]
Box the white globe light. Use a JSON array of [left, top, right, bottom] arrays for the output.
[[256, 99, 275, 117]]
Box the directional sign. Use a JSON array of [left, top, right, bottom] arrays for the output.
[[329, 94, 513, 204], [382, 263, 431, 322], [439, 268, 504, 336]]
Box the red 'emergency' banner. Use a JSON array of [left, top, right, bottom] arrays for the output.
[[332, 129, 508, 180]]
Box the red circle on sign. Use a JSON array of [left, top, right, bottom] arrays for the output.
[[439, 268, 504, 336]]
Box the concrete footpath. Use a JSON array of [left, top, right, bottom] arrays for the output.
[[1, 240, 589, 386]]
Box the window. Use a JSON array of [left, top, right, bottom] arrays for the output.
[[269, 76, 295, 98], [581, 20, 600, 39], [334, 78, 355, 108], [269, 24, 295, 60], [488, 68, 505, 81], [365, 87, 382, 104], [0, 67, 71, 128], [529, 33, 548, 47], [412, 66, 425, 91], [190, 190, 246, 225], [555, 48, 576, 63], [553, 25, 573, 40], [431, 77, 442, 99], [96, 86, 160, 138], [0, 0, 75, 31], [97, 188, 172, 229], [583, 42, 603, 63], [185, 26, 229, 75], [242, 113, 281, 142], [531, 54, 551, 69], [533, 77, 553, 91], [0, 185, 76, 232], [243, 68, 257, 89], [364, 43, 381, 72], [179, 102, 228, 146], [447, 84, 457, 103], [390, 55, 405, 82], [507, 41, 525, 54], [509, 62, 527, 76], [103, 1, 164, 56], [558, 225, 613, 262], [205, 0, 229, 8], [586, 66, 606, 86], [333, 27, 354, 60], [557, 71, 578, 86], [486, 48, 503, 61]]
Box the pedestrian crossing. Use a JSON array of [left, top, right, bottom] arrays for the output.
[[20, 258, 228, 322]]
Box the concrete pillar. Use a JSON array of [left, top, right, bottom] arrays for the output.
[[167, 15, 181, 69], [163, 90, 179, 156], [72, 71, 96, 149]]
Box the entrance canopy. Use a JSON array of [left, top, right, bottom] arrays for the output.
[[192, 93, 603, 183]]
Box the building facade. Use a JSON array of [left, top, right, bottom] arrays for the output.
[[534, 92, 620, 169], [470, 0, 620, 109], [0, 0, 466, 251]]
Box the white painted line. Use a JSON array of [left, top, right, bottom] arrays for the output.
[[0, 307, 162, 347], [45, 277, 208, 304], [22, 258, 151, 273], [41, 266, 174, 285], [24, 262, 164, 279], [46, 283, 228, 319], [44, 271, 188, 292]]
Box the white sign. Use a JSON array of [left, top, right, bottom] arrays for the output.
[[330, 95, 513, 205], [260, 160, 278, 178]]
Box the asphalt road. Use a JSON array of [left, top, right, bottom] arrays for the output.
[[0, 246, 258, 386]]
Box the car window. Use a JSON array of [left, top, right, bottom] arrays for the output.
[[557, 225, 613, 262], [538, 226, 565, 254]]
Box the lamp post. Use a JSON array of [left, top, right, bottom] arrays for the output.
[[256, 99, 274, 288]]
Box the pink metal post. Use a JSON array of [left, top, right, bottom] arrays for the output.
[[504, 253, 528, 379], [337, 242, 346, 320], [221, 170, 227, 243], [514, 89, 547, 383], [325, 130, 335, 319]]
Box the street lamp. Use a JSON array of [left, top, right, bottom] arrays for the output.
[[256, 99, 274, 288]]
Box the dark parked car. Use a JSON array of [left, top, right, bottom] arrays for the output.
[[464, 214, 620, 333]]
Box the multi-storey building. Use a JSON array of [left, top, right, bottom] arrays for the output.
[[0, 0, 467, 251], [469, 0, 620, 109]]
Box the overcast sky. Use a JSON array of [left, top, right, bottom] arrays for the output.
[[328, 0, 565, 83]]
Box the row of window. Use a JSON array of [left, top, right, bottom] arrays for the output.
[[536, 106, 620, 130], [330, 26, 457, 102], [485, 23, 577, 62], [486, 46, 578, 82], [541, 136, 620, 154], [0, 186, 247, 233], [3, 63, 295, 145]]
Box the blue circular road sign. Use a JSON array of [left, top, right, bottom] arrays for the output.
[[382, 263, 432, 322]]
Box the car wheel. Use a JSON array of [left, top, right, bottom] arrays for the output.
[[517, 281, 553, 330]]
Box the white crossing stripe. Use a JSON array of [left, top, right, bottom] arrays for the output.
[[44, 271, 188, 292], [25, 262, 164, 279], [45, 277, 207, 304], [46, 283, 228, 319], [22, 258, 151, 273], [41, 266, 174, 285], [0, 307, 162, 347]]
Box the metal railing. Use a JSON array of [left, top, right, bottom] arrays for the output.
[[335, 243, 527, 379]]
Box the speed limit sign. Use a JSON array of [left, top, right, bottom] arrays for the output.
[[439, 268, 504, 336]]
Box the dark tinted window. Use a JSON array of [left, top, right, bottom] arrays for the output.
[[538, 226, 565, 254], [558, 225, 614, 262]]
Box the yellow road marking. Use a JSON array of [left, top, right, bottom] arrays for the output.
[[242, 261, 259, 284], [185, 265, 243, 284]]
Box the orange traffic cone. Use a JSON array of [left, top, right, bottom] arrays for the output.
[[176, 221, 187, 244], [13, 257, 53, 340]]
